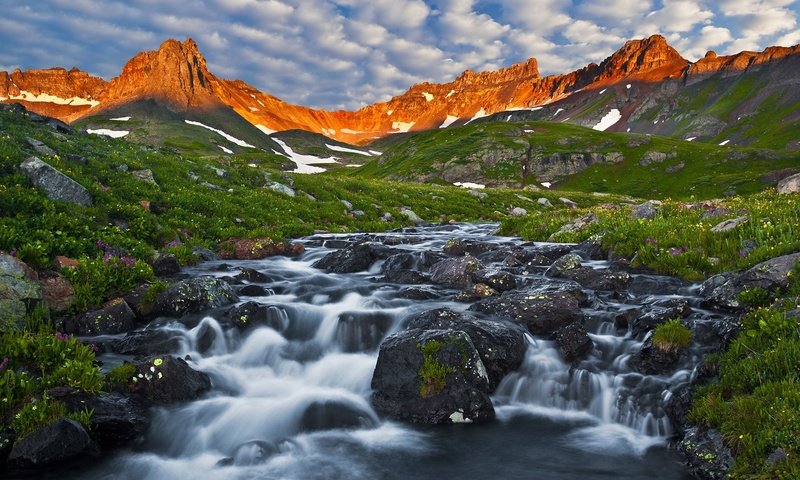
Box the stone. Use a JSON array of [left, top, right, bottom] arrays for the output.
[[400, 207, 424, 224], [38, 271, 74, 312], [340, 199, 353, 210], [776, 172, 800, 194], [150, 253, 181, 277], [760, 168, 799, 185], [154, 276, 239, 317], [0, 254, 43, 331], [268, 182, 295, 197], [470, 288, 584, 335], [430, 256, 484, 288], [472, 269, 518, 292], [19, 156, 92, 206], [336, 311, 395, 352], [228, 301, 289, 331], [191, 246, 219, 261], [131, 355, 211, 404], [639, 151, 668, 166], [218, 238, 303, 260], [26, 137, 57, 157], [555, 322, 593, 361], [299, 399, 377, 432], [665, 162, 685, 174], [50, 389, 148, 446], [313, 242, 396, 273], [631, 201, 658, 220], [73, 298, 136, 335], [628, 337, 683, 375], [509, 207, 527, 217], [679, 427, 733, 480], [704, 252, 800, 309], [537, 197, 553, 207], [547, 253, 583, 277], [547, 212, 597, 241], [234, 267, 270, 283], [710, 215, 748, 233], [558, 267, 631, 291], [442, 238, 494, 257], [131, 169, 157, 186], [559, 197, 578, 209], [8, 418, 96, 468], [110, 329, 183, 356], [371, 329, 494, 424]]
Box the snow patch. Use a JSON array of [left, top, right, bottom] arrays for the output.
[[257, 100, 265, 107], [531, 106, 543, 111], [627, 128, 631, 132], [599, 89, 607, 95], [10, 90, 99, 107], [454, 182, 486, 189], [87, 129, 128, 138], [272, 138, 338, 174], [685, 137, 696, 142], [322, 128, 337, 136], [219, 145, 233, 154], [386, 110, 394, 116], [439, 115, 459, 129], [110, 116, 130, 121], [540, 182, 552, 188], [369, 150, 383, 156], [466, 108, 488, 124], [626, 84, 632, 89], [255, 124, 276, 135], [506, 115, 512, 121], [340, 128, 364, 134], [248, 107, 259, 112], [345, 164, 363, 168], [184, 120, 255, 148], [326, 144, 372, 156], [553, 108, 565, 117], [446, 90, 456, 98], [422, 92, 434, 102], [719, 140, 730, 146], [592, 109, 622, 131], [391, 121, 414, 133], [523, 129, 534, 133]]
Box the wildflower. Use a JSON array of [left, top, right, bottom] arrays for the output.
[[55, 332, 71, 341], [0, 357, 8, 372], [9, 249, 16, 257], [121, 256, 136, 267], [644, 238, 657, 246]]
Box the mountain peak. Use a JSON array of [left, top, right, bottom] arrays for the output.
[[98, 37, 219, 111], [595, 34, 687, 81]]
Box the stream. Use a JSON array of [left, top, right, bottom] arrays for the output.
[[68, 223, 719, 479]]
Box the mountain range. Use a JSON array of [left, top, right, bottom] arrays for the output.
[[2, 35, 799, 149]]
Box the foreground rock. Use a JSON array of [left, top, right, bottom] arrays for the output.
[[154, 277, 238, 317], [50, 388, 148, 446], [469, 285, 584, 335], [132, 355, 211, 404], [371, 329, 494, 424], [679, 426, 734, 479], [19, 156, 92, 206], [0, 254, 43, 331], [8, 418, 97, 468], [702, 252, 800, 309], [312, 242, 396, 273]]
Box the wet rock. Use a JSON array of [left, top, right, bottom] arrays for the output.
[[430, 256, 484, 288], [234, 267, 270, 283], [397, 287, 441, 300], [559, 267, 631, 291], [547, 212, 597, 241], [709, 215, 748, 233], [38, 271, 74, 313], [73, 298, 136, 335], [219, 440, 279, 467], [110, 328, 184, 356], [406, 308, 526, 390], [371, 329, 494, 424], [470, 289, 583, 335], [679, 426, 733, 480], [554, 322, 592, 361], [0, 254, 43, 331], [191, 246, 219, 261], [218, 237, 304, 260], [472, 269, 518, 292], [313, 242, 396, 273], [151, 254, 180, 277], [384, 269, 429, 284], [703, 252, 800, 309], [572, 236, 606, 260], [547, 253, 583, 277], [132, 355, 211, 404], [154, 277, 238, 317], [50, 389, 148, 446], [122, 284, 157, 321], [628, 275, 690, 296], [8, 418, 97, 468], [776, 172, 800, 194], [336, 311, 395, 352], [228, 301, 289, 331], [239, 284, 269, 296], [299, 399, 377, 432], [628, 337, 683, 375], [614, 308, 641, 329], [632, 299, 691, 335], [443, 238, 494, 257], [631, 201, 658, 220], [663, 384, 692, 434]]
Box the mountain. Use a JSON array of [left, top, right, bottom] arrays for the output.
[[2, 36, 800, 148]]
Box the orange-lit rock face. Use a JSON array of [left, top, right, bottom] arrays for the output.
[[2, 35, 799, 144]]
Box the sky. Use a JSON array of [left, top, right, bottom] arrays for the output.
[[1, 0, 799, 110]]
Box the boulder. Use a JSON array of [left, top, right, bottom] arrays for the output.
[[400, 208, 424, 224], [154, 277, 238, 317], [8, 418, 96, 468], [558, 267, 631, 291], [430, 256, 484, 288], [537, 197, 553, 207], [760, 168, 799, 185], [469, 289, 583, 335], [131, 169, 157, 186], [26, 137, 56, 157], [313, 242, 396, 273], [397, 287, 442, 300], [227, 301, 288, 331], [776, 172, 800, 194], [0, 254, 43, 331], [554, 322, 593, 361], [39, 271, 74, 312], [371, 329, 494, 424], [73, 298, 136, 335], [679, 427, 733, 480], [150, 254, 181, 277], [234, 267, 270, 283], [628, 337, 683, 375], [406, 308, 527, 389], [268, 182, 295, 197], [547, 253, 583, 277], [109, 329, 183, 356], [218, 237, 304, 260], [19, 156, 92, 206], [191, 246, 219, 262], [703, 252, 800, 309], [299, 399, 377, 432], [639, 151, 668, 166], [132, 355, 211, 404], [239, 285, 269, 296], [709, 215, 748, 233], [472, 269, 518, 292], [547, 212, 597, 241], [559, 197, 578, 209], [442, 238, 494, 257], [631, 201, 658, 220], [509, 207, 527, 217], [49, 388, 148, 446]]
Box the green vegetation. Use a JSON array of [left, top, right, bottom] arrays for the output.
[[651, 318, 692, 352], [418, 339, 453, 397], [106, 362, 137, 387]]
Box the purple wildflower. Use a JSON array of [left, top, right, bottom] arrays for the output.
[[644, 238, 657, 246], [55, 332, 71, 341], [9, 249, 17, 257], [120, 256, 136, 267], [0, 357, 8, 371]]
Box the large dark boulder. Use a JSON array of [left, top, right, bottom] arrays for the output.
[[49, 388, 148, 446], [150, 254, 181, 277], [430, 256, 484, 288], [227, 301, 289, 331], [632, 299, 692, 335], [554, 322, 593, 361], [8, 418, 96, 468], [109, 328, 183, 356], [312, 242, 396, 273], [154, 277, 238, 317], [703, 252, 800, 309], [132, 355, 211, 404], [469, 289, 584, 335], [72, 298, 136, 335], [0, 254, 43, 331], [679, 426, 733, 480], [628, 337, 683, 375], [299, 399, 377, 432], [472, 269, 518, 292], [558, 267, 631, 291], [546, 253, 583, 277], [371, 329, 494, 424], [406, 308, 527, 389], [443, 238, 494, 257], [19, 156, 92, 206]]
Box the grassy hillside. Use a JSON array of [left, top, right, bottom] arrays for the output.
[[354, 120, 799, 199]]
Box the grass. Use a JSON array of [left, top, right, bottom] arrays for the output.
[[418, 339, 453, 397], [651, 318, 692, 352]]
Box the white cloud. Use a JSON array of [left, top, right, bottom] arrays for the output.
[[638, 0, 714, 34]]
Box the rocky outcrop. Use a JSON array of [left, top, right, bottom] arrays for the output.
[[19, 156, 92, 206], [776, 172, 800, 194], [0, 254, 43, 331], [702, 252, 800, 309]]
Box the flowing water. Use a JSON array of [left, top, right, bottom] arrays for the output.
[[69, 224, 714, 479]]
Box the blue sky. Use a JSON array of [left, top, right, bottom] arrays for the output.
[[1, 0, 798, 110]]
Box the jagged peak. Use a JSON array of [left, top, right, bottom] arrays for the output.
[[454, 57, 539, 84], [595, 34, 687, 80]]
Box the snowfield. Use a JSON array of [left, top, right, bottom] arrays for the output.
[[592, 109, 622, 131], [272, 138, 337, 174], [184, 120, 255, 148], [87, 129, 129, 138]]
